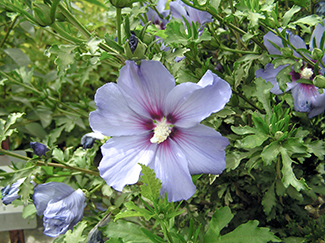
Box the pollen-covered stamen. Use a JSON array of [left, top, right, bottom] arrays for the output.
[[301, 67, 314, 80], [150, 119, 171, 144]]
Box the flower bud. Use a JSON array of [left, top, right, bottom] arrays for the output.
[[312, 48, 324, 60], [30, 142, 49, 157], [274, 131, 284, 140], [33, 3, 53, 27], [124, 33, 146, 60], [109, 0, 134, 8], [313, 75, 325, 88]]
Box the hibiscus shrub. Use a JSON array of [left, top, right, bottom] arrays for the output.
[[1, 0, 325, 242]]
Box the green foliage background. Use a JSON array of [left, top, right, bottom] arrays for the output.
[[0, 0, 325, 242]]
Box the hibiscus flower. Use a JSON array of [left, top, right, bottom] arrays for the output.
[[90, 60, 231, 201], [255, 23, 325, 118]]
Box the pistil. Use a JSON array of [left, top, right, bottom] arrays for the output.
[[150, 119, 171, 144]]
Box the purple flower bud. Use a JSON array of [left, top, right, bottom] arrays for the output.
[[33, 182, 86, 237], [128, 32, 138, 54], [30, 142, 49, 157], [81, 132, 104, 150]]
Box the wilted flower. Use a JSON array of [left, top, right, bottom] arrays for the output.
[[255, 24, 325, 118], [81, 132, 105, 149], [89, 60, 231, 201], [33, 182, 86, 237], [1, 177, 35, 205], [30, 142, 49, 157], [170, 0, 212, 31]]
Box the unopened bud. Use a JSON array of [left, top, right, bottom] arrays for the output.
[[313, 75, 325, 88], [33, 3, 53, 27], [124, 33, 146, 60], [274, 131, 284, 140], [312, 48, 323, 60]]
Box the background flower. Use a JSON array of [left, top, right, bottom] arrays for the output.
[[33, 182, 86, 237], [255, 24, 325, 118], [1, 177, 36, 205], [170, 0, 212, 32], [90, 60, 231, 201]]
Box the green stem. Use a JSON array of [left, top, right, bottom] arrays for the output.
[[88, 182, 104, 196], [0, 148, 100, 177], [0, 15, 18, 48], [50, 0, 61, 23], [160, 221, 174, 243], [58, 3, 91, 39], [116, 7, 122, 45], [276, 156, 283, 205], [50, 22, 85, 44]]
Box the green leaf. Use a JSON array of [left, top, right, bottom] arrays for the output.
[[114, 201, 154, 221], [237, 133, 269, 149], [0, 113, 24, 143], [4, 48, 31, 66], [262, 182, 276, 215], [83, 0, 109, 9], [164, 20, 189, 45], [24, 122, 47, 139], [231, 125, 257, 135], [87, 37, 102, 54], [292, 15, 322, 26], [261, 141, 280, 165], [276, 65, 293, 92], [306, 140, 325, 160], [204, 206, 234, 242], [53, 148, 64, 161], [218, 220, 281, 242], [282, 5, 301, 26], [141, 228, 165, 243], [280, 147, 309, 191], [63, 221, 87, 243], [102, 221, 152, 243], [252, 78, 273, 118], [48, 44, 76, 77], [22, 204, 36, 219], [247, 12, 265, 27], [139, 164, 162, 202], [252, 115, 269, 134], [19, 176, 35, 205]]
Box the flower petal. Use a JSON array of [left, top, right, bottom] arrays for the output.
[[117, 60, 175, 119], [33, 182, 76, 215], [1, 178, 25, 205], [99, 134, 157, 191], [310, 20, 325, 50], [264, 30, 307, 57], [291, 84, 325, 117], [171, 124, 228, 175], [291, 83, 323, 112], [42, 189, 86, 237], [165, 70, 231, 128], [89, 82, 152, 137], [170, 0, 189, 22], [255, 63, 297, 94], [263, 31, 284, 55], [150, 139, 196, 201]]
